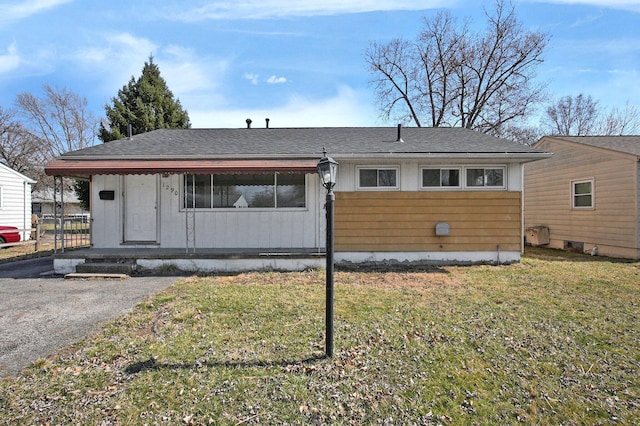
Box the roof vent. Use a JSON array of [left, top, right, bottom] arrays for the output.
[[397, 123, 404, 143], [266, 118, 270, 129], [246, 118, 252, 129]]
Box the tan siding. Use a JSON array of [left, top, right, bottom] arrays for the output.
[[524, 137, 639, 258], [335, 191, 521, 252]]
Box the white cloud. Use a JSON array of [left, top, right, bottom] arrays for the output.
[[159, 45, 228, 95], [266, 75, 287, 84], [73, 34, 228, 95], [244, 73, 259, 85], [188, 85, 381, 128], [69, 31, 230, 114], [0, 43, 20, 74], [525, 0, 640, 13], [173, 0, 453, 21], [0, 0, 72, 23], [73, 32, 158, 90]]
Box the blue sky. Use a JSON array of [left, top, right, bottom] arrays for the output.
[[1, 0, 639, 129]]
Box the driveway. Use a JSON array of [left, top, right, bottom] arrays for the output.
[[0, 257, 178, 377]]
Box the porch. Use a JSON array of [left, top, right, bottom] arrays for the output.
[[53, 247, 326, 275]]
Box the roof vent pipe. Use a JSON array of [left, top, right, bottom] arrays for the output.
[[397, 123, 404, 143], [266, 118, 270, 129], [127, 123, 132, 140], [246, 118, 252, 129]]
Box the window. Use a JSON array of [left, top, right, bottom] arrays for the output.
[[421, 168, 460, 188], [358, 167, 398, 189], [572, 179, 594, 209], [465, 167, 505, 188], [183, 173, 306, 209]]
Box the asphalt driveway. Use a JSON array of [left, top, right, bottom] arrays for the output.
[[0, 257, 178, 377]]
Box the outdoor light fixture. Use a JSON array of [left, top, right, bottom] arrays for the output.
[[317, 148, 338, 357], [317, 151, 338, 190]]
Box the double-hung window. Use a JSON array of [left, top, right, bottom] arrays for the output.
[[421, 168, 461, 188], [358, 167, 398, 190], [572, 179, 594, 209], [183, 173, 306, 209]]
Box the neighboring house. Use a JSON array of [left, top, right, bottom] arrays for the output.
[[524, 135, 640, 259], [0, 162, 36, 241], [45, 127, 550, 272], [32, 188, 85, 217]]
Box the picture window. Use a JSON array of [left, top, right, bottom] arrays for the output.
[[183, 173, 306, 209]]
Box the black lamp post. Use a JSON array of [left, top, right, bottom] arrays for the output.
[[317, 149, 338, 357]]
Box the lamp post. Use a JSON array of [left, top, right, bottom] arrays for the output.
[[317, 149, 338, 357]]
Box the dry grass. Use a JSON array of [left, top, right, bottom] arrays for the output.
[[0, 239, 52, 260], [1, 248, 639, 425]]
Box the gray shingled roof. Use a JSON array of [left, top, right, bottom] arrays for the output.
[[61, 127, 548, 160], [549, 136, 640, 157]]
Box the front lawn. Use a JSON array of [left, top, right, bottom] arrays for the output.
[[1, 249, 639, 424]]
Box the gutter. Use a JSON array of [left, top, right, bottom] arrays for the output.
[[56, 152, 553, 162]]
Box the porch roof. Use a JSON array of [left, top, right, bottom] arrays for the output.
[[45, 158, 319, 178]]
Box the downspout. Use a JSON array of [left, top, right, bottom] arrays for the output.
[[521, 164, 525, 257]]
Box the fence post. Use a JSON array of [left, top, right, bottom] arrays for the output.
[[35, 223, 40, 252]]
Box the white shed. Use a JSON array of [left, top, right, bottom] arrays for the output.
[[0, 163, 36, 241]]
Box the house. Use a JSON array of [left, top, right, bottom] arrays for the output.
[[0, 162, 36, 242], [524, 135, 640, 259], [32, 188, 86, 217], [45, 126, 550, 273]]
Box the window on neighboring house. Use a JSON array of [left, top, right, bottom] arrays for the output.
[[572, 179, 594, 209], [465, 167, 505, 188], [421, 168, 461, 188], [358, 167, 398, 189], [183, 173, 306, 209]]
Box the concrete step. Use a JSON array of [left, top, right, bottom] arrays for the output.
[[75, 262, 135, 275]]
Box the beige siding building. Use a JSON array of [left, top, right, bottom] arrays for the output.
[[524, 136, 640, 259]]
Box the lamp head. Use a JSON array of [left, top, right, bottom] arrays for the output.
[[317, 149, 338, 190]]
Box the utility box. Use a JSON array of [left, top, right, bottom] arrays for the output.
[[526, 226, 550, 246], [435, 222, 450, 236]]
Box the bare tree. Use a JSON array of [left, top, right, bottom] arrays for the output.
[[543, 94, 640, 136], [366, 0, 548, 135], [544, 94, 599, 136], [0, 106, 47, 182], [599, 102, 640, 135], [496, 124, 543, 146], [15, 84, 97, 157]]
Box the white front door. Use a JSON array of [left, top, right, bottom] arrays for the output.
[[124, 175, 158, 242]]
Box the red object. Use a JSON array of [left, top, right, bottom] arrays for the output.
[[44, 158, 319, 177], [0, 226, 21, 244]]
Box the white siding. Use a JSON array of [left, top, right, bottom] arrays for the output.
[[0, 164, 35, 241], [334, 159, 523, 192], [92, 174, 323, 250], [91, 175, 122, 247]]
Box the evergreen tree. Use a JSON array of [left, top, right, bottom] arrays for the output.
[[98, 56, 190, 142]]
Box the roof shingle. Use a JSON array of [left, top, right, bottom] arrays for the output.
[[546, 136, 640, 157], [61, 127, 547, 159]]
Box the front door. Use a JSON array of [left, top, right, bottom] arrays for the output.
[[124, 175, 158, 242]]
